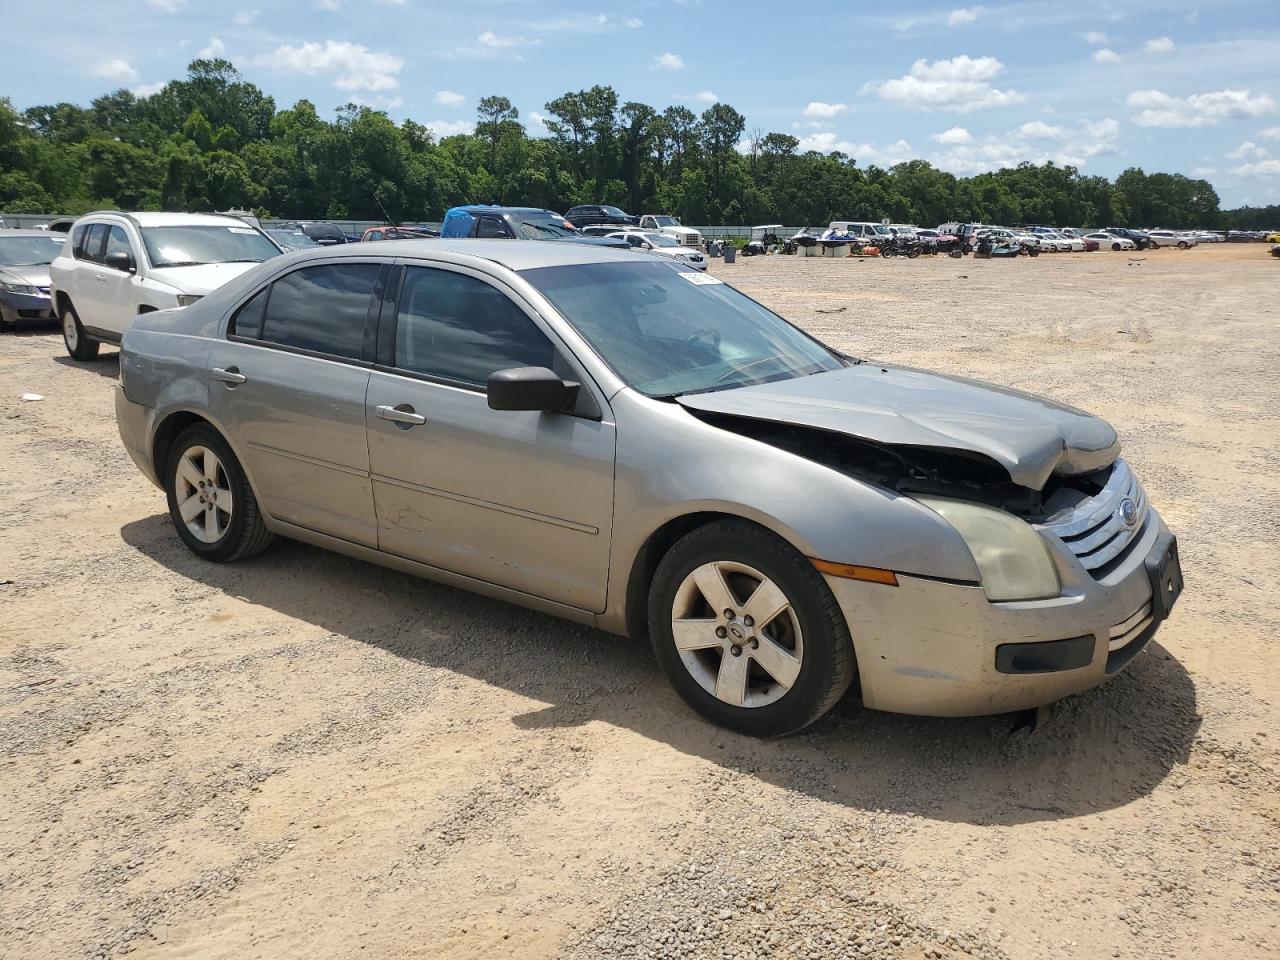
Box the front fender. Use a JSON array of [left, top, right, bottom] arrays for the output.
[[602, 390, 980, 630]]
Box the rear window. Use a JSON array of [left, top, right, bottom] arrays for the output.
[[255, 264, 380, 359]]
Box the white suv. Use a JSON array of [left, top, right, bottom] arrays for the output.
[[1145, 230, 1197, 249], [50, 211, 282, 361]]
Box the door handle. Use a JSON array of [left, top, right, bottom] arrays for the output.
[[95, 275, 107, 284], [376, 404, 426, 426], [212, 367, 248, 385]]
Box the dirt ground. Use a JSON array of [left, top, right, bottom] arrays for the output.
[[2, 243, 1278, 960]]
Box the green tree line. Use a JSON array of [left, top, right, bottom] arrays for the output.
[[2, 59, 1275, 229]]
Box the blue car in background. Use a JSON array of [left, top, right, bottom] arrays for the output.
[[441, 206, 628, 247]]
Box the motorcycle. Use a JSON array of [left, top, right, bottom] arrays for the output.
[[879, 234, 923, 259]]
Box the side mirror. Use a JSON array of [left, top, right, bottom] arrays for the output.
[[105, 250, 135, 273], [487, 366, 578, 413]]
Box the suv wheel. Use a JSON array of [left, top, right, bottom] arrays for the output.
[[165, 424, 273, 562], [648, 519, 856, 737], [60, 301, 100, 361]]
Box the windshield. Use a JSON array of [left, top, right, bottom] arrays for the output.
[[523, 261, 846, 398], [142, 225, 282, 268], [515, 215, 577, 240], [603, 206, 629, 218], [0, 236, 66, 265], [652, 216, 680, 227], [644, 233, 680, 247], [267, 229, 319, 248]]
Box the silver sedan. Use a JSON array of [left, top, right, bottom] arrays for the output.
[[114, 240, 1183, 736]]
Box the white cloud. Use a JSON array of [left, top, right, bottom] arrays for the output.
[[1234, 159, 1280, 176], [1019, 120, 1065, 139], [1144, 36, 1175, 53], [1225, 141, 1270, 161], [434, 90, 465, 107], [1093, 48, 1121, 63], [451, 31, 541, 60], [233, 9, 258, 25], [625, 17, 643, 28], [315, 0, 340, 8], [690, 90, 719, 103], [427, 119, 475, 137], [650, 52, 685, 71], [931, 126, 973, 144], [1082, 117, 1120, 140], [865, 56, 1024, 112], [1082, 31, 1108, 44], [803, 101, 847, 119], [256, 40, 404, 91], [1128, 88, 1277, 128], [94, 59, 139, 83], [531, 13, 610, 32], [527, 110, 548, 131], [348, 94, 404, 109], [796, 133, 915, 166], [1260, 126, 1280, 141], [133, 81, 167, 97], [198, 37, 226, 59], [947, 6, 984, 26], [145, 0, 184, 10]]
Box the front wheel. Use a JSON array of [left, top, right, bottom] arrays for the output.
[[647, 520, 856, 737], [1177, 241, 1188, 249], [60, 301, 100, 361], [165, 424, 273, 562]]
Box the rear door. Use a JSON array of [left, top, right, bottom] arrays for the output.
[[207, 260, 387, 546], [98, 225, 141, 336], [365, 261, 615, 611]]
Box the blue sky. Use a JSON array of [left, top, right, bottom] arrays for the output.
[[5, 0, 1279, 206]]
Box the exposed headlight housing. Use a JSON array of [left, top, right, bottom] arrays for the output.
[[176, 294, 203, 307], [0, 279, 42, 295], [915, 496, 1060, 602]]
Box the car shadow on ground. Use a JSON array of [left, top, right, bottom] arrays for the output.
[[53, 353, 120, 378], [121, 514, 1200, 827]]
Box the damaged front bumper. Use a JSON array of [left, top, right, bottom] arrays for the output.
[[824, 506, 1177, 716]]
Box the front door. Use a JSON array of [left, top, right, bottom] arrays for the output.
[[207, 262, 384, 546], [365, 263, 615, 611]]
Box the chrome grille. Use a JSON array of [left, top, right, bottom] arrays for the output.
[[1039, 458, 1148, 574], [681, 234, 701, 247]]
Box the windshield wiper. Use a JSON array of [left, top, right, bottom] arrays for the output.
[[714, 354, 791, 384], [220, 258, 265, 263], [155, 260, 205, 267]]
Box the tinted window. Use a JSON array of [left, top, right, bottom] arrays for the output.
[[259, 264, 379, 359], [394, 267, 554, 386], [79, 224, 108, 262], [104, 226, 134, 265], [230, 286, 270, 339], [71, 224, 89, 258], [476, 217, 510, 239]]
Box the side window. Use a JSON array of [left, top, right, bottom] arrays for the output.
[[230, 286, 270, 339], [104, 226, 134, 266], [71, 224, 89, 258], [394, 267, 555, 386], [476, 217, 510, 239], [258, 263, 380, 359], [79, 224, 108, 262]]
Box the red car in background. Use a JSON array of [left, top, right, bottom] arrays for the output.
[[1082, 236, 1100, 252]]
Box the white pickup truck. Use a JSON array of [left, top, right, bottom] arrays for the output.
[[638, 215, 703, 248]]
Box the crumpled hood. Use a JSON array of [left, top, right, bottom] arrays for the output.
[[677, 364, 1119, 490], [0, 264, 51, 287], [149, 261, 261, 295]]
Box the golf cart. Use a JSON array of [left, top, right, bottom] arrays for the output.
[[742, 224, 784, 256]]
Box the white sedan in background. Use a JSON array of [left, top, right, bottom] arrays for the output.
[[1083, 232, 1137, 251], [604, 230, 709, 270], [1041, 231, 1084, 252]]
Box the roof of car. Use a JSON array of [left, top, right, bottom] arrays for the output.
[[456, 206, 559, 215], [0, 229, 67, 238], [80, 211, 256, 228], [286, 238, 644, 272]]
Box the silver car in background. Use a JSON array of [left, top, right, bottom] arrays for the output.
[[114, 241, 1182, 736]]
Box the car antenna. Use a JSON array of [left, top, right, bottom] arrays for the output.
[[372, 192, 398, 227]]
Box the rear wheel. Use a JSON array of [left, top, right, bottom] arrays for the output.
[[60, 300, 99, 361], [165, 424, 273, 562], [648, 519, 856, 737]]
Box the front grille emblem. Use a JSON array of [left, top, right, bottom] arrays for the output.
[[1118, 498, 1139, 528]]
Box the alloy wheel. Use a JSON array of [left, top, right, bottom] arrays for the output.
[[174, 445, 234, 543], [670, 560, 804, 708]]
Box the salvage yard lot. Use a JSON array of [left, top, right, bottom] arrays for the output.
[[1, 243, 1278, 960]]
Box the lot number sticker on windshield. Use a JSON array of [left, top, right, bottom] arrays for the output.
[[680, 272, 723, 285], [228, 227, 257, 234]]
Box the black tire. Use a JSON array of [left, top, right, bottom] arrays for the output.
[[907, 246, 921, 259], [1177, 241, 1188, 249], [1112, 242, 1122, 251], [647, 519, 856, 737], [165, 423, 273, 562], [879, 246, 893, 258], [60, 300, 100, 361]]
